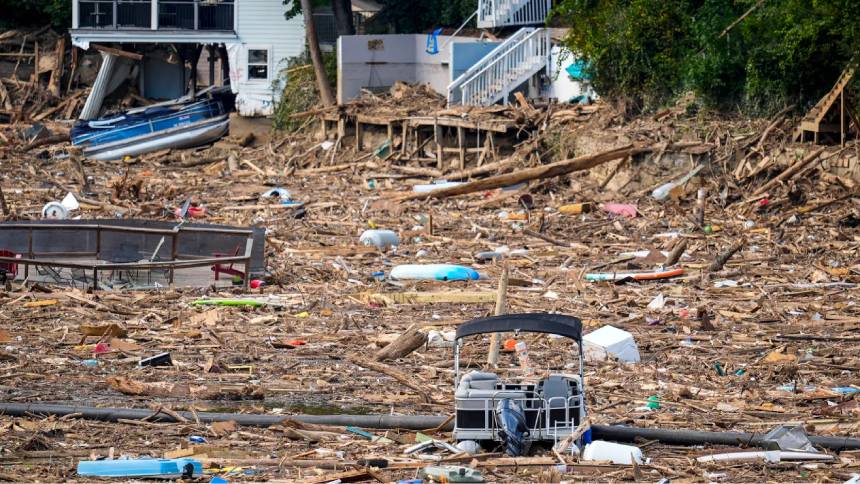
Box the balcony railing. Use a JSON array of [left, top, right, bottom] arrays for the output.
[[76, 0, 234, 31]]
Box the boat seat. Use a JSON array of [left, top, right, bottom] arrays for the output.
[[455, 371, 527, 400]]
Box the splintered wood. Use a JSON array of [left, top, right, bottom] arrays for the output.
[[0, 40, 859, 481]]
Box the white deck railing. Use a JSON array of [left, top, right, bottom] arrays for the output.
[[477, 0, 551, 28], [449, 28, 549, 106]]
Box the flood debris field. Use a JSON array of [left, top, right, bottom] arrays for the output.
[[1, 80, 860, 482]]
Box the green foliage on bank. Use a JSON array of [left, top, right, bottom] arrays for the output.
[[553, 0, 860, 114]]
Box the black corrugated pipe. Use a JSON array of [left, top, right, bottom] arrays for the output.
[[589, 424, 860, 452], [2, 403, 859, 451]]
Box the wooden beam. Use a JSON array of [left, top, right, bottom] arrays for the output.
[[395, 144, 634, 202], [91, 44, 143, 61]]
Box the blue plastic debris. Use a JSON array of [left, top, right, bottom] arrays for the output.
[[210, 477, 229, 484], [425, 28, 443, 54], [189, 435, 207, 443], [77, 458, 202, 478]]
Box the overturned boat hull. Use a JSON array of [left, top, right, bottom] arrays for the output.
[[72, 98, 229, 161]]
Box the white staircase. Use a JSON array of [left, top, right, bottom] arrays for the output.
[[478, 0, 552, 28], [447, 27, 550, 106]]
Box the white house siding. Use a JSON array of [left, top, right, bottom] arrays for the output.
[[229, 0, 306, 116]]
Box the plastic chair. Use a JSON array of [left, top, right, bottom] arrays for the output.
[[0, 250, 21, 281], [211, 246, 245, 281]]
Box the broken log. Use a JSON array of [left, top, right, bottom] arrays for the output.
[[752, 147, 825, 196], [664, 238, 687, 267], [394, 145, 634, 201], [373, 324, 425, 361], [350, 358, 432, 403], [709, 239, 745, 272]]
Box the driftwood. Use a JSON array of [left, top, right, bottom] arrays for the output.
[[709, 239, 746, 272], [395, 144, 634, 201], [664, 238, 687, 267], [350, 358, 432, 403], [373, 324, 425, 361], [752, 147, 825, 196]]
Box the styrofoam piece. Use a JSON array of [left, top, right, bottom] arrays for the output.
[[359, 229, 399, 250], [696, 450, 834, 463], [77, 458, 202, 478], [390, 264, 480, 281], [583, 325, 640, 363], [582, 440, 643, 465], [61, 192, 80, 211], [412, 181, 464, 193]]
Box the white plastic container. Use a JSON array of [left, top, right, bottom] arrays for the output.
[[583, 325, 641, 363], [412, 181, 464, 193], [582, 440, 644, 464], [390, 264, 480, 281], [359, 229, 399, 250]]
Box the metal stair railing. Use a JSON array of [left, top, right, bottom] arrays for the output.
[[452, 28, 549, 106], [477, 0, 551, 28]]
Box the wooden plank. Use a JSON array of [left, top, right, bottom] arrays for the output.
[[358, 291, 496, 306], [91, 44, 143, 61]]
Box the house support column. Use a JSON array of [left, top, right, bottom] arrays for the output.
[[151, 0, 158, 30], [79, 52, 117, 120], [72, 0, 80, 28], [208, 44, 216, 86]]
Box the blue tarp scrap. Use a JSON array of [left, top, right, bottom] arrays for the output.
[[565, 60, 592, 80], [426, 28, 443, 55]]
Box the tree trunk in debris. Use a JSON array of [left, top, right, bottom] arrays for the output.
[[395, 145, 634, 202], [374, 324, 425, 361], [301, 0, 335, 106], [332, 0, 356, 36]]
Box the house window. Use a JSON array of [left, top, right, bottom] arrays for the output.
[[248, 49, 269, 80]]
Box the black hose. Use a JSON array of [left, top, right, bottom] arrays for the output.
[[2, 403, 859, 451]]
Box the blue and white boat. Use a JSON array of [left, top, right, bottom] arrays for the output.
[[71, 93, 229, 161]]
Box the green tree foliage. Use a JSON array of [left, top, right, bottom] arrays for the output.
[[368, 0, 477, 33], [0, 0, 70, 29], [554, 0, 860, 114]]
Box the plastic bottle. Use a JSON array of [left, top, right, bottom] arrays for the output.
[[514, 341, 536, 377], [359, 230, 399, 250]]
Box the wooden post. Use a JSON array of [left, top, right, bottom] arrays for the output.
[[457, 126, 465, 170], [434, 120, 443, 169], [355, 121, 362, 151], [48, 36, 65, 97], [401, 120, 408, 157], [33, 41, 39, 84], [841, 90, 845, 147], [208, 45, 216, 86], [0, 185, 8, 216], [695, 188, 707, 227], [487, 265, 509, 367]]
